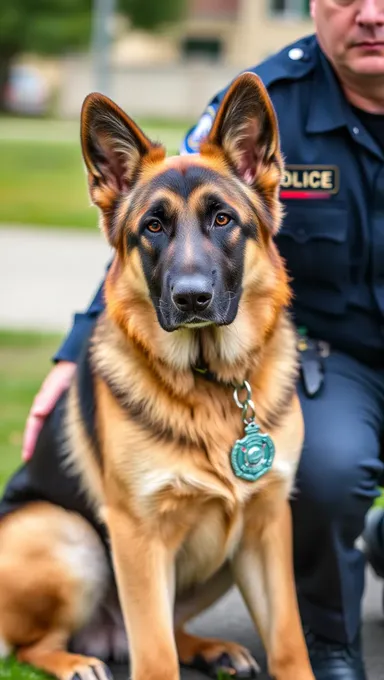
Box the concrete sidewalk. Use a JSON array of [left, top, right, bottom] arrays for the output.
[[0, 226, 111, 333], [1, 225, 384, 679]]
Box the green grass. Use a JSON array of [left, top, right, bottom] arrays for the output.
[[0, 115, 192, 142], [0, 656, 53, 680], [0, 141, 97, 229], [0, 118, 189, 229]]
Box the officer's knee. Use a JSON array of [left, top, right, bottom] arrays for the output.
[[295, 433, 380, 522]]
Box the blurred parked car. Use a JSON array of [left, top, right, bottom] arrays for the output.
[[4, 65, 50, 116]]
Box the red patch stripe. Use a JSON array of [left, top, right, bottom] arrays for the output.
[[280, 190, 332, 200]]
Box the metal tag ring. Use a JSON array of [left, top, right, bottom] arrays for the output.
[[242, 399, 256, 423], [233, 380, 252, 409]]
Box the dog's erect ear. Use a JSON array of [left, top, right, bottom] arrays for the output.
[[81, 93, 164, 216], [204, 72, 282, 188]]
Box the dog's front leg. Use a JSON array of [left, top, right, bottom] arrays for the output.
[[105, 504, 179, 680], [232, 499, 314, 680]]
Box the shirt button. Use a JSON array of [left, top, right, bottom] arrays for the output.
[[353, 126, 360, 135], [288, 47, 304, 61]]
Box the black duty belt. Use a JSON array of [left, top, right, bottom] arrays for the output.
[[297, 326, 330, 399]]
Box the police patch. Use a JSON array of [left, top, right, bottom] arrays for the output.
[[181, 104, 217, 154], [280, 165, 339, 199]]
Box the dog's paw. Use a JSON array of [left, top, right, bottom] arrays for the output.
[[178, 634, 260, 679], [69, 658, 114, 680], [192, 648, 259, 678]]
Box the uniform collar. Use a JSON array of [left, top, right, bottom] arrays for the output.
[[306, 43, 384, 159], [306, 46, 352, 134]]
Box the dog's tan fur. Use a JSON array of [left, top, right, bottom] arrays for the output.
[[0, 73, 314, 680]]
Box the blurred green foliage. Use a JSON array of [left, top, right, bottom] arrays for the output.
[[124, 0, 186, 30], [0, 0, 184, 55]]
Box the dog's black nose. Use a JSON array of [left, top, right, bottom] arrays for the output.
[[172, 276, 213, 313]]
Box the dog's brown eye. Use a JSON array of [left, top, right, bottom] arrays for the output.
[[147, 220, 163, 233], [214, 213, 230, 227]]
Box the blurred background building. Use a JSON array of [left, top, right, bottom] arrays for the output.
[[181, 0, 311, 66], [4, 0, 312, 120]]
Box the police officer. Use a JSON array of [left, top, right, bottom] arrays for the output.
[[21, 1, 384, 679]]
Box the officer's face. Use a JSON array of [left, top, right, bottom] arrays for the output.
[[311, 0, 384, 77]]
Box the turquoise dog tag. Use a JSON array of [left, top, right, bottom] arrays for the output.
[[230, 420, 275, 482]]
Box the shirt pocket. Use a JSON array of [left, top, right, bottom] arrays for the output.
[[276, 205, 349, 312]]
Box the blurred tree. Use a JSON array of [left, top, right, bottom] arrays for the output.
[[121, 0, 186, 31], [0, 0, 185, 111]]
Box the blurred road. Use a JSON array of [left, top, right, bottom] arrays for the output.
[[1, 225, 384, 679]]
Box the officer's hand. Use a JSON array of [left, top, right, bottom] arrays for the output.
[[22, 361, 76, 462]]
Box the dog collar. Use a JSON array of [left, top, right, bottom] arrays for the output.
[[192, 362, 223, 384], [192, 355, 234, 386]]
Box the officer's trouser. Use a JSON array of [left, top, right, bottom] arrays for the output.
[[291, 349, 384, 643]]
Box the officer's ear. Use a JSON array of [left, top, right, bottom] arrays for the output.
[[80, 93, 164, 237], [204, 72, 282, 189]]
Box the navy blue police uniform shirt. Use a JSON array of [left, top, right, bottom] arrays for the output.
[[55, 34, 384, 368]]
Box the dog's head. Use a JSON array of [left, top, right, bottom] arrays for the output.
[[80, 73, 289, 350]]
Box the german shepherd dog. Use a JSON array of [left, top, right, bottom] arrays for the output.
[[0, 73, 314, 680]]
